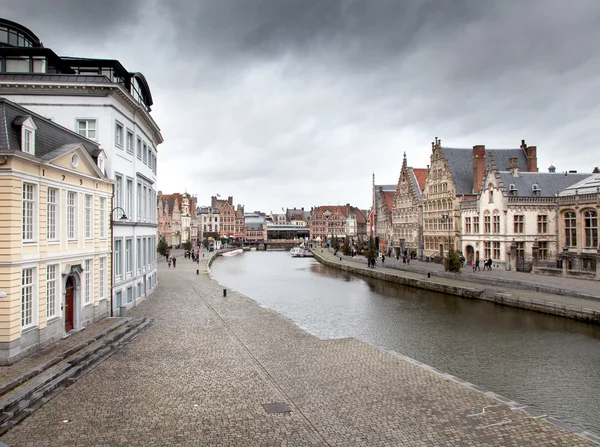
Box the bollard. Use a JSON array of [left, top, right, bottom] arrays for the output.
[[223, 289, 227, 297], [339, 257, 342, 261], [203, 254, 205, 257], [427, 273, 430, 278], [197, 259, 199, 264], [197, 269, 199, 275]]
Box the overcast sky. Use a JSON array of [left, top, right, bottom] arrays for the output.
[[3, 0, 600, 212]]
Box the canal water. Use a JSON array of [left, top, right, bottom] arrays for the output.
[[211, 251, 600, 434]]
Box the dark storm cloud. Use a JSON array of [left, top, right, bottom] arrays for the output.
[[2, 0, 143, 46], [3, 0, 600, 211]]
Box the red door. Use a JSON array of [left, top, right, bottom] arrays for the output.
[[65, 277, 74, 332]]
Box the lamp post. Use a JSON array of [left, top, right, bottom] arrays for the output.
[[110, 206, 128, 317]]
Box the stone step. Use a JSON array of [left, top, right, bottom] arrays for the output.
[[0, 317, 153, 437]]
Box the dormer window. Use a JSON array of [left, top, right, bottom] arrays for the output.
[[14, 116, 37, 155]]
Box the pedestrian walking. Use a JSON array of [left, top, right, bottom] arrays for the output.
[[475, 258, 480, 271], [382, 255, 385, 265], [172, 257, 177, 268], [168, 257, 172, 268]]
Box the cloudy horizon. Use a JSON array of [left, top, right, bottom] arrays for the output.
[[3, 0, 600, 212]]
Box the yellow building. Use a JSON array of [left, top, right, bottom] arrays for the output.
[[0, 98, 112, 364]]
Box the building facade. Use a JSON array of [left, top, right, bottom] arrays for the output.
[[391, 153, 427, 257], [371, 175, 396, 251], [460, 158, 589, 269], [422, 138, 538, 259], [556, 174, 600, 278], [0, 18, 163, 316], [0, 99, 112, 364]]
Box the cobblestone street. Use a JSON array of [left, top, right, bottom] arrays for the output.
[[1, 251, 597, 446]]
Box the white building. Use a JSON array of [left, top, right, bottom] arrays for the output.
[[0, 18, 163, 315]]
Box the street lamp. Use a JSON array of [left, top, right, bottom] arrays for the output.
[[110, 206, 128, 317]]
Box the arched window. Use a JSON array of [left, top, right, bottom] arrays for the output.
[[565, 211, 577, 247], [584, 210, 598, 248]]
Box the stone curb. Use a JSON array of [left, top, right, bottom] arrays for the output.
[[313, 251, 600, 325], [334, 251, 600, 302]]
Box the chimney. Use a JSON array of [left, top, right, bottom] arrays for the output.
[[525, 145, 538, 172], [472, 145, 486, 193], [508, 156, 520, 177], [548, 164, 556, 173]]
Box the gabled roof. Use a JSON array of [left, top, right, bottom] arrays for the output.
[[412, 168, 428, 191], [0, 97, 101, 160], [381, 190, 395, 213], [442, 147, 528, 195], [315, 205, 347, 218], [498, 171, 591, 197], [352, 207, 367, 224], [559, 173, 600, 196]]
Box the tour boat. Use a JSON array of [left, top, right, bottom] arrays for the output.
[[222, 249, 243, 257], [290, 247, 304, 257]]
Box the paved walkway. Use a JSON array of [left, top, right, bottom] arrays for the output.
[[1, 249, 597, 446], [320, 249, 600, 313]]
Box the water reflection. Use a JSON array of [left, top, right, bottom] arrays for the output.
[[211, 251, 600, 433]]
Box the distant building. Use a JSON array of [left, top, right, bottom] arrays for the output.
[[157, 192, 198, 247], [371, 174, 396, 251], [197, 206, 221, 242], [245, 214, 267, 241], [0, 98, 112, 364], [310, 204, 366, 245], [286, 208, 312, 226]]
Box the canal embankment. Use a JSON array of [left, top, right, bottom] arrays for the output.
[[313, 249, 600, 325]]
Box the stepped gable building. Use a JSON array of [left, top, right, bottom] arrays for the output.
[[556, 173, 600, 278], [461, 156, 590, 269], [422, 138, 538, 258], [157, 192, 197, 247], [391, 153, 427, 257], [371, 174, 396, 250], [0, 98, 113, 363], [0, 18, 163, 317], [234, 204, 246, 240]]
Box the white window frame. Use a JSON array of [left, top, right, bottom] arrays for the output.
[[136, 182, 142, 222], [114, 239, 123, 281], [67, 191, 77, 240], [84, 259, 92, 305], [76, 118, 97, 140], [20, 117, 37, 155], [137, 237, 141, 274], [22, 182, 36, 242], [114, 174, 123, 211], [126, 129, 134, 154], [99, 197, 107, 239], [46, 264, 58, 319], [136, 137, 142, 159], [99, 257, 106, 301], [47, 187, 58, 241], [126, 178, 133, 218], [142, 238, 147, 272], [127, 286, 133, 303], [21, 266, 37, 329], [84, 194, 93, 239], [125, 238, 132, 277], [143, 142, 148, 164], [115, 121, 124, 148]]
